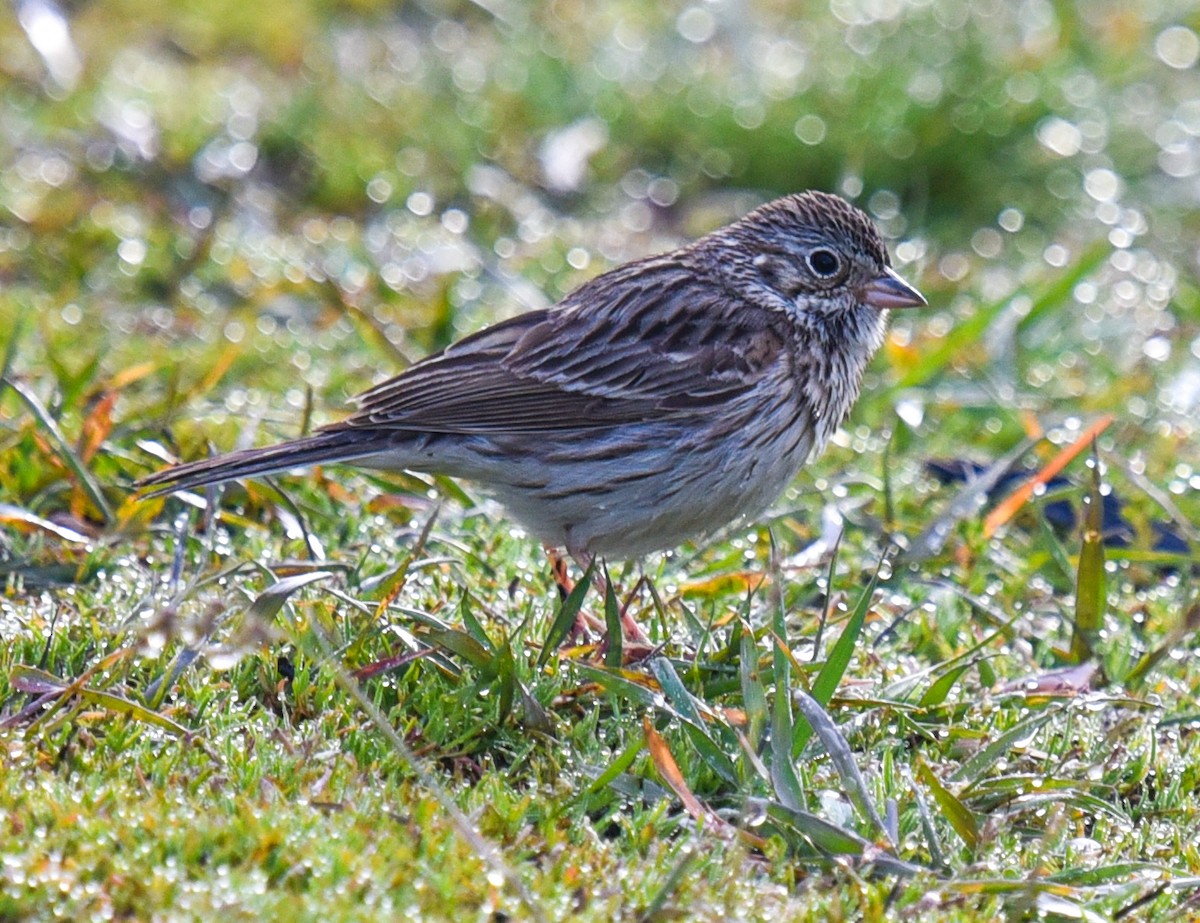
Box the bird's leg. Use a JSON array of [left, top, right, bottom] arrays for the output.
[[547, 547, 574, 601], [545, 545, 653, 651], [567, 549, 650, 646], [545, 545, 599, 644]]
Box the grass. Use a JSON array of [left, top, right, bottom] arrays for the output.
[[2, 0, 1200, 919]]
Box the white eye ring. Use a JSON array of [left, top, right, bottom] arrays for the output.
[[807, 248, 841, 278]]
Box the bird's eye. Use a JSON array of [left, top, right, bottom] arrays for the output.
[[807, 249, 841, 278]]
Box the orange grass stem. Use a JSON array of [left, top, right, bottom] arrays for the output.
[[983, 414, 1115, 538]]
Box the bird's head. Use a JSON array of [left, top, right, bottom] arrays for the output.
[[702, 190, 926, 328]]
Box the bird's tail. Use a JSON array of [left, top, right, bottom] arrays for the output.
[[137, 429, 378, 497]]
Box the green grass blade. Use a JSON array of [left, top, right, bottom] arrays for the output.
[[1071, 453, 1105, 663], [770, 696, 805, 812], [648, 656, 704, 726], [949, 710, 1056, 784], [918, 662, 974, 708], [793, 690, 893, 846], [650, 656, 738, 783], [584, 729, 647, 797], [603, 563, 622, 668], [1015, 240, 1111, 333], [810, 558, 879, 706], [5, 376, 115, 523], [636, 846, 697, 923], [907, 768, 948, 869], [538, 558, 594, 667], [246, 571, 335, 622], [791, 551, 883, 757], [763, 799, 926, 875], [738, 627, 768, 746], [1125, 600, 1200, 687], [573, 663, 660, 708], [761, 798, 870, 856], [517, 679, 554, 735], [916, 757, 979, 850], [459, 592, 492, 650], [0, 311, 27, 398], [900, 439, 1034, 564], [811, 523, 844, 660], [769, 585, 804, 811], [494, 639, 516, 723], [421, 627, 497, 674]]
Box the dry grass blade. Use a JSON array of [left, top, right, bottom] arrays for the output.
[[641, 717, 760, 849], [9, 665, 191, 736], [650, 656, 738, 783], [350, 647, 435, 681], [7, 646, 189, 737], [78, 391, 118, 464], [0, 502, 92, 544], [643, 715, 707, 822]]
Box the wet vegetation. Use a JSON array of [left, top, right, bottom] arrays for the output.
[[1, 0, 1199, 919]]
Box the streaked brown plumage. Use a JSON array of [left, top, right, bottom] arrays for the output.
[[139, 191, 925, 563]]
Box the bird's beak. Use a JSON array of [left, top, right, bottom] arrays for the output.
[[861, 266, 926, 310]]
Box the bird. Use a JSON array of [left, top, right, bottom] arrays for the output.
[[139, 191, 925, 575]]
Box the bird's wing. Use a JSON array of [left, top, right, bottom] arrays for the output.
[[330, 256, 785, 436]]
